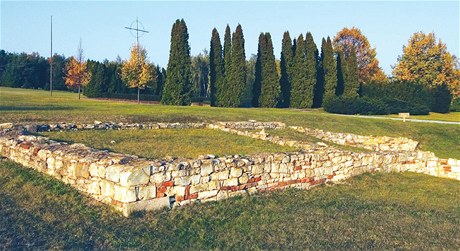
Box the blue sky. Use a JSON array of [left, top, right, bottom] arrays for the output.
[[1, 1, 459, 75]]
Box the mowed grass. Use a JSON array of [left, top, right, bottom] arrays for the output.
[[1, 87, 459, 159], [1, 160, 459, 250], [388, 112, 460, 122], [41, 129, 296, 159]]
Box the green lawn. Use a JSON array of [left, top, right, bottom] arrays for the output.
[[388, 112, 460, 122], [1, 87, 459, 158], [41, 129, 295, 159], [1, 160, 458, 250]]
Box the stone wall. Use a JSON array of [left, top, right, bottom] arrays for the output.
[[0, 122, 459, 217]]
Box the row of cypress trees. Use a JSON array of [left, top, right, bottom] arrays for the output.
[[162, 19, 359, 108], [209, 29, 359, 108]]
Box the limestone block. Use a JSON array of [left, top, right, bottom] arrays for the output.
[[200, 164, 214, 176], [100, 180, 115, 198], [119, 168, 150, 187], [222, 177, 239, 187], [46, 157, 55, 169], [87, 181, 101, 195], [230, 168, 243, 178], [239, 173, 249, 184], [252, 165, 264, 175], [211, 170, 229, 180], [208, 180, 220, 190], [198, 190, 218, 200], [114, 185, 137, 203], [190, 183, 209, 194], [89, 163, 106, 178], [75, 163, 90, 179], [190, 174, 201, 185], [216, 191, 228, 200], [174, 176, 191, 186], [0, 122, 13, 129], [138, 186, 156, 200], [122, 197, 170, 217], [150, 172, 166, 184], [106, 165, 122, 183], [170, 186, 186, 196]]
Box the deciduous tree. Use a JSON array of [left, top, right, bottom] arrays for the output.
[[65, 40, 91, 100], [121, 44, 155, 103], [393, 32, 460, 97], [333, 27, 387, 85]]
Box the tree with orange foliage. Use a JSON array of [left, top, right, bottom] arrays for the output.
[[393, 32, 460, 98], [65, 40, 91, 99], [121, 44, 155, 103], [333, 27, 387, 85]]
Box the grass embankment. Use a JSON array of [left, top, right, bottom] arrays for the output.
[[41, 129, 295, 159], [1, 160, 459, 250], [1, 87, 459, 158]]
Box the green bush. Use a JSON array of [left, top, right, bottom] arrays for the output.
[[323, 96, 388, 115], [431, 83, 452, 113], [362, 80, 433, 110], [381, 98, 430, 115], [450, 98, 460, 112]]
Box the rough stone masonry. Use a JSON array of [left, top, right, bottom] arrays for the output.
[[0, 121, 458, 216]]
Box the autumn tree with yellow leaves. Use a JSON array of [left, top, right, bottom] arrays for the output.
[[333, 27, 387, 85], [393, 32, 460, 98], [121, 44, 155, 103], [65, 40, 91, 100]]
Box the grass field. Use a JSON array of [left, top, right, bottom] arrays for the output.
[[1, 87, 459, 158], [1, 160, 459, 250], [388, 112, 460, 122], [41, 129, 295, 159]]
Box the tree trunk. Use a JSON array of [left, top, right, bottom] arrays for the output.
[[78, 85, 81, 100], [138, 86, 140, 104]]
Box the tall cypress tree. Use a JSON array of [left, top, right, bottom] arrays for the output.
[[253, 33, 280, 107], [336, 51, 345, 96], [343, 47, 359, 98], [228, 24, 246, 107], [290, 34, 308, 108], [279, 31, 293, 107], [313, 38, 326, 108], [218, 25, 232, 107], [209, 28, 224, 106], [253, 33, 264, 107], [161, 19, 192, 105], [322, 37, 338, 102], [305, 32, 317, 108]]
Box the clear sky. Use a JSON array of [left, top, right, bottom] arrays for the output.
[[1, 1, 459, 75]]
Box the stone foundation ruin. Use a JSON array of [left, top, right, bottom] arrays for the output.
[[1, 121, 458, 216]]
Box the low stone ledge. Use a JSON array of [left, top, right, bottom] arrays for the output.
[[1, 122, 458, 216]]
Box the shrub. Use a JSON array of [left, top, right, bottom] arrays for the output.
[[450, 98, 460, 112], [381, 98, 430, 115], [323, 96, 388, 115], [431, 83, 452, 113]]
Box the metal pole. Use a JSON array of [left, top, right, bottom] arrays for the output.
[[50, 15, 53, 96]]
